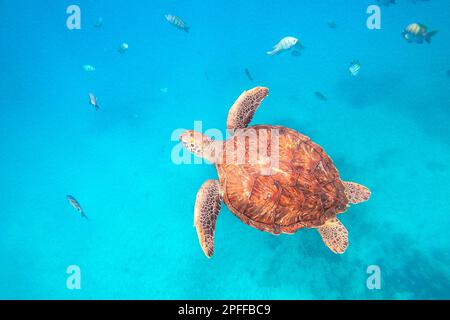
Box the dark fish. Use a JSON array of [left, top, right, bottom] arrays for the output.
[[67, 195, 88, 219], [291, 50, 302, 57], [204, 72, 209, 80], [446, 70, 450, 77], [245, 68, 253, 81], [327, 20, 337, 29], [378, 0, 396, 6], [314, 91, 328, 101]]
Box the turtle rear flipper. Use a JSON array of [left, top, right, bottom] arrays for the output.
[[194, 180, 222, 258], [343, 181, 371, 204], [317, 218, 349, 254]]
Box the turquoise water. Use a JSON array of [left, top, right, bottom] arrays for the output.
[[0, 0, 449, 299]]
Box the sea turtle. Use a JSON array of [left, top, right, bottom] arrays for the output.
[[180, 87, 371, 258]]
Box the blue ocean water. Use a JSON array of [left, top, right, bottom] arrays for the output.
[[0, 0, 449, 299]]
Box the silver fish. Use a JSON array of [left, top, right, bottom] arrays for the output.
[[165, 14, 190, 32], [267, 36, 300, 56], [67, 195, 88, 219], [88, 93, 100, 111]]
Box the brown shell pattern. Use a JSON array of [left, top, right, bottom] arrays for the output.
[[217, 125, 348, 234]]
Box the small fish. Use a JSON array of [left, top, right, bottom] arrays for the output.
[[446, 70, 450, 77], [245, 68, 253, 81], [327, 20, 337, 29], [378, 0, 396, 6], [83, 65, 95, 72], [67, 195, 88, 219], [165, 14, 190, 32], [88, 93, 100, 111], [160, 87, 169, 94], [94, 17, 103, 28], [204, 72, 209, 81], [118, 42, 129, 54], [314, 91, 328, 101], [349, 60, 361, 76], [402, 23, 438, 44], [267, 36, 300, 56], [291, 50, 302, 57]]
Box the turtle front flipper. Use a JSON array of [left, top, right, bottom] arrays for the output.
[[317, 218, 349, 254], [226, 87, 269, 131], [343, 181, 371, 204], [194, 180, 222, 258]]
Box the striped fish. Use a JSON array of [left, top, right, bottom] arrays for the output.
[[267, 36, 300, 56], [165, 14, 190, 32], [349, 61, 361, 76], [89, 93, 100, 111], [403, 23, 438, 44], [67, 195, 88, 219]]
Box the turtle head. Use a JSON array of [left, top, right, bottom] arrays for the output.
[[180, 130, 217, 161]]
